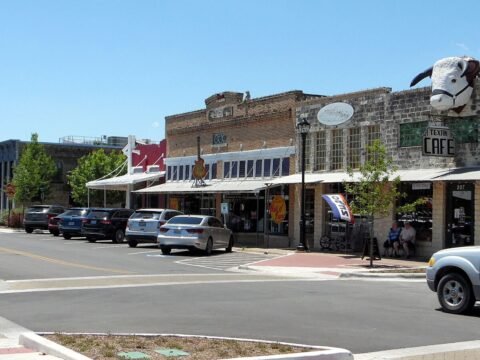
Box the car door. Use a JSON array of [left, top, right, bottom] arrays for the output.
[[210, 217, 227, 247]]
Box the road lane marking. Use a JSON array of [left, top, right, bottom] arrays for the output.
[[0, 273, 322, 294], [128, 249, 163, 255], [93, 245, 128, 249], [0, 246, 133, 275]]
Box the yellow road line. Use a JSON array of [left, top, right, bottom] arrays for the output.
[[0, 246, 133, 274]]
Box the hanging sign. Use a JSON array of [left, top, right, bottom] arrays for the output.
[[422, 127, 455, 157], [322, 194, 355, 223], [317, 102, 354, 126], [269, 195, 287, 225]]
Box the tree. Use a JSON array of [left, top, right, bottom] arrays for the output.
[[67, 149, 126, 206], [344, 139, 424, 267], [12, 133, 57, 205]]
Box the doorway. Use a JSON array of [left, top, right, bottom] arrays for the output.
[[446, 183, 474, 248]]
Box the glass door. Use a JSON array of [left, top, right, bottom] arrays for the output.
[[446, 183, 474, 248]]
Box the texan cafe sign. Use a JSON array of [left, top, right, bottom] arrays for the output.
[[423, 126, 455, 157]]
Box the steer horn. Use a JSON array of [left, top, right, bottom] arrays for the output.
[[410, 66, 433, 87]]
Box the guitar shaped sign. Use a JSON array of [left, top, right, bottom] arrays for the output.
[[192, 136, 207, 186]]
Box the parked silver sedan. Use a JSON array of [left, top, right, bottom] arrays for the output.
[[157, 215, 234, 255]]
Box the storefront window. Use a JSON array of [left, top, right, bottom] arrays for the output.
[[224, 193, 264, 233], [396, 182, 433, 242]]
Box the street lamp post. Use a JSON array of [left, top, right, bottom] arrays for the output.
[[296, 114, 311, 251]]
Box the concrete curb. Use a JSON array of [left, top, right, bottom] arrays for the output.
[[225, 347, 353, 359], [37, 332, 353, 360], [339, 272, 426, 279], [19, 332, 91, 360]]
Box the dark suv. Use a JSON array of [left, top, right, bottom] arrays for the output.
[[82, 208, 134, 243], [23, 205, 66, 234]]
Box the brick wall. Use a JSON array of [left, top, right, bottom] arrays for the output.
[[166, 91, 316, 159]]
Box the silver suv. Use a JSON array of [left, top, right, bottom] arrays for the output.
[[125, 209, 183, 248], [426, 246, 480, 314]]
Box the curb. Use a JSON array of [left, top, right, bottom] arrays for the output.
[[37, 333, 353, 360], [19, 332, 91, 360], [225, 348, 353, 359], [339, 272, 426, 279]]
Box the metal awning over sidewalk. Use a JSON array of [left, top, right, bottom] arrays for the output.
[[135, 179, 269, 194], [433, 167, 480, 181], [86, 171, 165, 191], [267, 168, 453, 185]]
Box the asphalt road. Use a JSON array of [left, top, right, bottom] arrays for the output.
[[1, 230, 479, 354]]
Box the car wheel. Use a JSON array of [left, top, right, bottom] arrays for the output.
[[226, 236, 234, 253], [437, 273, 475, 314], [113, 229, 125, 244], [52, 231, 60, 237], [87, 236, 96, 243], [63, 234, 72, 240], [25, 227, 33, 234], [128, 240, 138, 248], [205, 238, 213, 256], [161, 247, 171, 255]]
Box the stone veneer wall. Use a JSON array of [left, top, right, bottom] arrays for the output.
[[296, 83, 480, 254]]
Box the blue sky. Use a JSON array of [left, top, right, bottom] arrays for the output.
[[1, 0, 479, 143]]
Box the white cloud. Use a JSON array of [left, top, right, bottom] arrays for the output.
[[152, 121, 160, 128], [456, 43, 470, 52]]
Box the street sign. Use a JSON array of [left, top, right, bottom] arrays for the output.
[[221, 202, 229, 215], [423, 126, 455, 157]]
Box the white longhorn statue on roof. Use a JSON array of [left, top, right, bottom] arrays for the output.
[[410, 56, 480, 113]]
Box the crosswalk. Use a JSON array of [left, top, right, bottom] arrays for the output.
[[175, 251, 277, 271]]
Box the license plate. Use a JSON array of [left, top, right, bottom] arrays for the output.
[[139, 221, 146, 227], [68, 221, 74, 226], [91, 220, 97, 225], [174, 229, 181, 234]]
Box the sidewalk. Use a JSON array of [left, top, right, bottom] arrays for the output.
[[237, 248, 427, 279], [0, 316, 89, 360]]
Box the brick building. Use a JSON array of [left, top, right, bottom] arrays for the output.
[[0, 136, 127, 213], [138, 84, 480, 256], [138, 90, 323, 247]]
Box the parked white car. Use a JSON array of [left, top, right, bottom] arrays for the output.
[[125, 209, 183, 248], [157, 215, 234, 255], [426, 246, 480, 314]]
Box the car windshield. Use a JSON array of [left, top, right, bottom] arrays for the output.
[[88, 211, 110, 219], [131, 211, 161, 220], [167, 216, 203, 225], [63, 209, 88, 217], [27, 206, 49, 213]]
